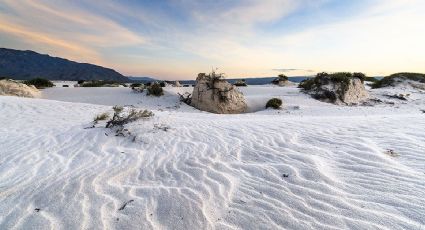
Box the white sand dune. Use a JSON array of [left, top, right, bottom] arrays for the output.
[[1, 85, 425, 229]]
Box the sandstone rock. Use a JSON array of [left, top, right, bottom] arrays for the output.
[[191, 73, 247, 114], [0, 79, 41, 98]]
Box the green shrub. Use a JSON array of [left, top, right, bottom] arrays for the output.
[[80, 80, 120, 87], [278, 74, 288, 81], [298, 78, 315, 90], [130, 83, 142, 88], [372, 72, 425, 88], [147, 83, 163, 96], [24, 78, 54, 88], [266, 98, 283, 109], [93, 112, 109, 124]]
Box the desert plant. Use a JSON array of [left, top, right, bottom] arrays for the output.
[[77, 80, 85, 85], [80, 80, 120, 87], [178, 92, 192, 104], [266, 98, 283, 109], [130, 83, 142, 88], [24, 78, 54, 89], [278, 74, 288, 81], [106, 107, 153, 128], [93, 112, 109, 124], [159, 81, 166, 87], [147, 82, 164, 96]]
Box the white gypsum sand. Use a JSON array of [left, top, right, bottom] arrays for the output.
[[1, 85, 424, 229]]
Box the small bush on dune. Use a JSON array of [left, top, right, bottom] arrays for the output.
[[130, 83, 142, 88], [147, 83, 164, 96], [106, 106, 153, 129], [93, 112, 109, 124], [266, 98, 283, 109], [24, 78, 54, 89]]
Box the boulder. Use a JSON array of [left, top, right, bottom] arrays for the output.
[[191, 73, 247, 114], [299, 72, 369, 105], [0, 79, 41, 98]]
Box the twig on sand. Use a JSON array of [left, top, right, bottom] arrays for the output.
[[118, 200, 134, 211]]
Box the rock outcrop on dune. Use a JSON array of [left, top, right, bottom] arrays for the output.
[[272, 74, 294, 86], [372, 72, 425, 90], [299, 72, 369, 105], [0, 79, 40, 98], [0, 48, 129, 82], [191, 72, 247, 114]]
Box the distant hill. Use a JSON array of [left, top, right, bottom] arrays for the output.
[[0, 48, 129, 82]]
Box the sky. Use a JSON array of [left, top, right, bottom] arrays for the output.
[[0, 0, 424, 80]]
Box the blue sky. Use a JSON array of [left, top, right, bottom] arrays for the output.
[[0, 0, 424, 79]]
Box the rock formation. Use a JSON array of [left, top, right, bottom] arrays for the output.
[[0, 79, 41, 98], [191, 72, 247, 114], [299, 72, 369, 105], [272, 74, 294, 86]]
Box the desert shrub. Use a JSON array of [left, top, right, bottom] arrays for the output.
[[130, 83, 142, 88], [372, 72, 425, 88], [353, 72, 366, 82], [178, 92, 192, 104], [0, 77, 7, 80], [159, 81, 166, 87], [299, 78, 315, 90], [278, 74, 288, 81], [93, 112, 109, 124], [106, 106, 153, 128], [81, 80, 120, 87], [266, 98, 283, 109], [77, 80, 85, 84], [147, 83, 164, 96], [24, 78, 54, 89], [234, 79, 247, 86]]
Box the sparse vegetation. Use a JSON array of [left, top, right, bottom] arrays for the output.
[[266, 98, 283, 109], [80, 80, 120, 87], [178, 92, 192, 104], [77, 80, 85, 85], [24, 78, 54, 89], [93, 112, 109, 124], [371, 72, 425, 88], [106, 106, 153, 129], [147, 82, 164, 96], [130, 83, 143, 88]]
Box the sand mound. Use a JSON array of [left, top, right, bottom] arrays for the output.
[[0, 79, 41, 98]]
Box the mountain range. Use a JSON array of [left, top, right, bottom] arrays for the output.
[[0, 48, 128, 82]]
